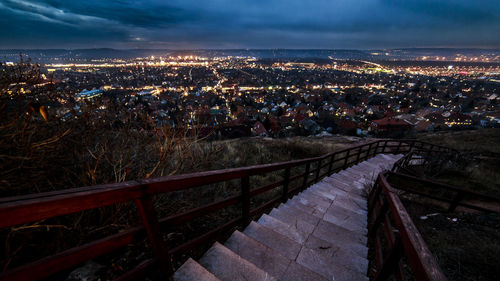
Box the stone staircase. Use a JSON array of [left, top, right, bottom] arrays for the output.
[[174, 154, 403, 281]]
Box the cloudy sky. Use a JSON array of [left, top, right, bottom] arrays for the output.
[[1, 0, 499, 49]]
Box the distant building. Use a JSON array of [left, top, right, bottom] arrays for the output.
[[252, 121, 268, 136], [370, 117, 413, 133], [77, 89, 103, 100], [444, 113, 472, 127]]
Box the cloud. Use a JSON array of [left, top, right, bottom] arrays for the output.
[[0, 0, 499, 49]]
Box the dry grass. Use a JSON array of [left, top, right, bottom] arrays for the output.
[[402, 199, 500, 281], [417, 128, 500, 154]]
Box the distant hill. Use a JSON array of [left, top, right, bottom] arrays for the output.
[[1, 48, 499, 63]]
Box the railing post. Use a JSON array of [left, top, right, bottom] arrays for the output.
[[368, 180, 382, 211], [366, 142, 373, 160], [374, 141, 380, 156], [343, 149, 350, 169], [373, 236, 404, 281], [241, 175, 251, 226], [382, 214, 406, 281], [448, 191, 463, 212], [355, 146, 362, 164], [424, 144, 432, 165], [369, 198, 389, 237], [382, 140, 388, 153], [327, 153, 335, 175], [315, 159, 322, 183], [396, 141, 402, 153], [409, 140, 415, 153], [282, 167, 291, 203], [302, 163, 310, 191], [135, 194, 171, 274]]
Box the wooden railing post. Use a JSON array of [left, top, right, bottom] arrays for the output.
[[282, 167, 291, 203], [409, 140, 415, 152], [343, 149, 350, 169], [355, 146, 362, 164], [396, 141, 402, 153], [366, 142, 373, 160], [448, 191, 463, 212], [369, 198, 389, 238], [315, 159, 322, 183], [241, 175, 251, 226], [302, 163, 310, 190], [327, 153, 335, 175], [373, 236, 404, 281], [374, 141, 380, 156], [135, 195, 171, 274], [368, 180, 382, 211], [382, 213, 406, 281], [382, 140, 388, 153]]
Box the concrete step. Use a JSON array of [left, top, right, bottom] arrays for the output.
[[269, 208, 316, 235], [225, 230, 329, 281], [257, 214, 309, 244], [323, 207, 368, 234], [302, 186, 336, 201], [341, 168, 367, 177], [343, 169, 378, 182], [302, 234, 369, 274], [336, 172, 370, 185], [277, 204, 321, 226], [225, 231, 290, 280], [199, 242, 277, 281], [174, 258, 221, 281], [243, 221, 301, 260], [281, 203, 368, 248], [297, 246, 369, 281], [312, 220, 368, 257], [280, 260, 329, 281], [380, 154, 399, 161], [297, 191, 333, 208], [286, 199, 325, 218], [347, 167, 381, 180], [291, 195, 330, 214], [323, 177, 364, 196], [313, 182, 365, 204], [351, 163, 382, 174], [331, 194, 368, 214], [325, 204, 367, 227], [312, 182, 369, 214]]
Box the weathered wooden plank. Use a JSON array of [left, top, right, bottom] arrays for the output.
[[378, 175, 448, 281]]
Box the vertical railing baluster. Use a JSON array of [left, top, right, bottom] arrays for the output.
[[135, 194, 171, 273], [448, 191, 463, 212], [282, 167, 291, 203], [355, 146, 362, 164], [302, 163, 310, 190], [383, 213, 406, 281], [409, 140, 415, 153], [369, 198, 389, 237], [241, 175, 251, 226], [315, 159, 322, 183], [343, 149, 350, 169], [372, 236, 404, 281], [327, 153, 335, 175], [396, 141, 402, 153], [366, 142, 373, 160], [374, 141, 380, 156]]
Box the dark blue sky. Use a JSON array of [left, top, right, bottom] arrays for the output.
[[1, 0, 499, 49]]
